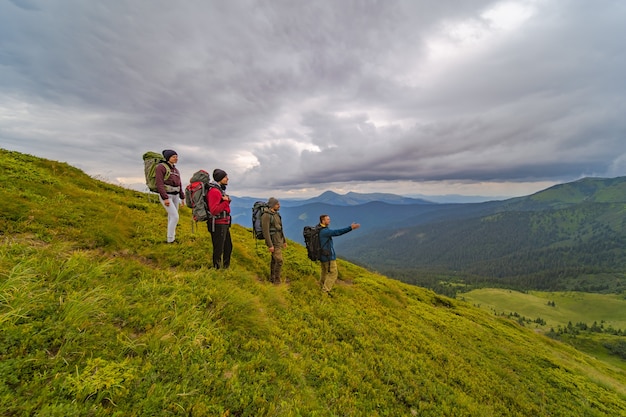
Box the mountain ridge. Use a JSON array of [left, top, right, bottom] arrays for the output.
[[232, 176, 626, 210], [231, 176, 626, 242], [300, 190, 434, 206], [341, 176, 626, 294], [230, 189, 435, 210]]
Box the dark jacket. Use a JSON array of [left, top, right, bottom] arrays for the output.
[[318, 225, 353, 262], [206, 183, 231, 225], [155, 162, 182, 201], [261, 210, 285, 248]]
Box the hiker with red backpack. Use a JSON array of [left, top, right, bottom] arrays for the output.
[[206, 169, 232, 269], [156, 150, 184, 243]]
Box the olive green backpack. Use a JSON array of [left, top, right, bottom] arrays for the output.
[[142, 151, 170, 192]]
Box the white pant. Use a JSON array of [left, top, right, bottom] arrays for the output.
[[159, 194, 181, 243]]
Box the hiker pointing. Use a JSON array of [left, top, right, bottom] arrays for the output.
[[156, 149, 184, 243], [318, 214, 360, 294]]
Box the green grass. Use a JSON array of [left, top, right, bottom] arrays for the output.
[[459, 289, 626, 330], [459, 288, 626, 371], [1, 149, 626, 416]]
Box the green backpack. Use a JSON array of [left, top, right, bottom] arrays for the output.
[[143, 151, 170, 193]]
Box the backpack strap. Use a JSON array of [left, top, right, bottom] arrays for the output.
[[207, 182, 225, 196], [160, 162, 171, 180], [160, 162, 179, 194], [206, 182, 230, 228]]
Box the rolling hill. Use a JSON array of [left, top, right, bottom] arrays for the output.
[[1, 149, 626, 416]]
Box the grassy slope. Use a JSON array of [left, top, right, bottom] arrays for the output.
[[460, 289, 626, 331], [1, 149, 626, 416], [527, 177, 626, 205], [460, 289, 626, 370]]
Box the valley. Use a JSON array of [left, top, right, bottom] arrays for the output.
[[460, 288, 626, 370]]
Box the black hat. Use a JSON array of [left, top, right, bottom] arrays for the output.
[[162, 149, 177, 161], [213, 169, 227, 182]]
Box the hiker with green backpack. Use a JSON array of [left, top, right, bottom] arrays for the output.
[[156, 150, 184, 243]]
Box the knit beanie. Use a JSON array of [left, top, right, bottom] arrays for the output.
[[213, 169, 227, 182], [162, 149, 177, 162], [267, 197, 279, 208]]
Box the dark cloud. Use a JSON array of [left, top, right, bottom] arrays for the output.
[[8, 0, 40, 12], [1, 0, 625, 198]]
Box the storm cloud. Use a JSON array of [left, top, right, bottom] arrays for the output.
[[1, 0, 625, 198]]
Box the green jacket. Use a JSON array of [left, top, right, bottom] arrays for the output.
[[261, 210, 285, 248]]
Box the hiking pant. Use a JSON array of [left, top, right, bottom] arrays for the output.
[[209, 223, 232, 269], [270, 246, 283, 283], [159, 193, 181, 243], [320, 260, 338, 292]]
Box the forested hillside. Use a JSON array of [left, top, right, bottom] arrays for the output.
[[343, 179, 626, 294], [505, 177, 626, 207], [1, 149, 626, 416]]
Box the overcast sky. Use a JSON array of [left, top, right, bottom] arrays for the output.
[[1, 0, 625, 199]]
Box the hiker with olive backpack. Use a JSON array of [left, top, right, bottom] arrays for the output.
[[143, 149, 184, 243]]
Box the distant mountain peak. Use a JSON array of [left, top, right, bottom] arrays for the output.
[[307, 190, 434, 206]]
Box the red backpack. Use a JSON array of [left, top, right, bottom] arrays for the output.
[[184, 170, 212, 224]]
